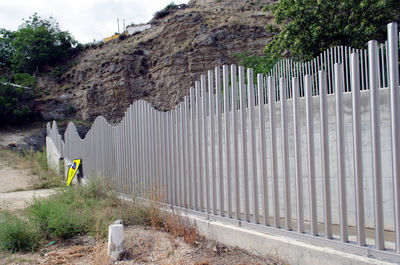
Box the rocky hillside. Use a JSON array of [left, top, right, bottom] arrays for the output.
[[35, 0, 277, 122]]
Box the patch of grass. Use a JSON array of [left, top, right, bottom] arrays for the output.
[[0, 179, 167, 253], [0, 211, 40, 252], [0, 149, 63, 189], [0, 178, 203, 256], [22, 149, 63, 189]]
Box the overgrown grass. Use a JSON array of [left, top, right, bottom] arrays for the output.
[[0, 149, 63, 189], [0, 179, 176, 253], [0, 212, 40, 252], [22, 149, 64, 189]]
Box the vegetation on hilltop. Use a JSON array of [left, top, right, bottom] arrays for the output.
[[237, 0, 400, 75], [0, 13, 81, 124]]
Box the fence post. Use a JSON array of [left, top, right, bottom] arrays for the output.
[[248, 68, 259, 224], [196, 81, 204, 211], [268, 76, 280, 228], [350, 53, 365, 246], [231, 65, 240, 220], [258, 74, 269, 226], [305, 75, 317, 236], [319, 70, 332, 239], [292, 77, 304, 233], [209, 70, 217, 215], [388, 22, 400, 253], [280, 77, 291, 231], [239, 66, 250, 222], [369, 40, 384, 250], [216, 66, 225, 216], [190, 86, 198, 210], [201, 75, 210, 213], [335, 63, 348, 242]]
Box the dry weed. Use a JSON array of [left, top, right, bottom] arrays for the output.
[[162, 210, 202, 246]]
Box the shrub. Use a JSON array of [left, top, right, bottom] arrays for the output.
[[0, 80, 34, 124], [13, 73, 36, 89], [0, 212, 40, 252], [153, 2, 178, 20]]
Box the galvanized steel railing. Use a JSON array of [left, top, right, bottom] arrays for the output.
[[47, 22, 400, 262]]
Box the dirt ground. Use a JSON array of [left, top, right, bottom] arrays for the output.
[[0, 150, 57, 211], [0, 143, 287, 265], [0, 226, 287, 265]]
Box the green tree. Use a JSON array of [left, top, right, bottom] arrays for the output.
[[264, 0, 400, 62], [0, 80, 34, 124], [0, 29, 15, 70], [237, 0, 400, 75], [10, 13, 77, 74]]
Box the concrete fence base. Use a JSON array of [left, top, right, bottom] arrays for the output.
[[170, 208, 396, 265]]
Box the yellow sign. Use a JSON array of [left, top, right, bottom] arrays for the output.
[[67, 159, 81, 186]]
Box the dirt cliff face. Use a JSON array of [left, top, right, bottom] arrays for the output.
[[36, 0, 276, 122]]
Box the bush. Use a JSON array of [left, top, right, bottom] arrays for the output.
[[27, 196, 88, 239], [13, 73, 36, 89], [0, 80, 34, 124], [0, 212, 40, 252], [153, 2, 178, 20]]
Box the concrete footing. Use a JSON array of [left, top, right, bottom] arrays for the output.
[[108, 223, 124, 261], [176, 211, 396, 265]]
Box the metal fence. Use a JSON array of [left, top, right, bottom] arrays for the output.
[[47, 22, 400, 262]]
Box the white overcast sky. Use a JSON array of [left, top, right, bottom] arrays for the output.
[[0, 0, 189, 44]]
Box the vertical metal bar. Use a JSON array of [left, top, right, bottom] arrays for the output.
[[239, 66, 250, 222], [268, 76, 280, 228], [196, 81, 204, 211], [335, 63, 348, 242], [350, 53, 366, 246], [179, 104, 185, 207], [150, 108, 156, 194], [386, 40, 390, 89], [190, 87, 197, 210], [209, 70, 217, 215], [319, 70, 332, 239], [173, 109, 178, 205], [248, 68, 259, 223], [157, 111, 163, 196], [292, 77, 304, 233], [184, 97, 190, 209], [280, 77, 291, 231], [369, 40, 384, 250], [381, 43, 386, 88], [133, 103, 138, 193], [360, 49, 365, 91], [217, 66, 225, 216], [201, 75, 210, 213], [160, 111, 165, 196], [388, 22, 400, 253], [345, 47, 350, 92], [305, 75, 317, 236], [365, 49, 369, 90], [258, 74, 269, 226], [181, 103, 186, 206], [167, 112, 172, 203], [231, 65, 240, 220], [327, 48, 332, 93]]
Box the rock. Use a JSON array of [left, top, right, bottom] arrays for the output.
[[35, 0, 277, 123]]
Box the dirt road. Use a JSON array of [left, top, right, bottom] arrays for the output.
[[0, 151, 55, 211]]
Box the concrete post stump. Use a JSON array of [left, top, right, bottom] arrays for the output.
[[108, 223, 124, 261]]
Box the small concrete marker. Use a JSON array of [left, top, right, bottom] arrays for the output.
[[108, 222, 124, 261]]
